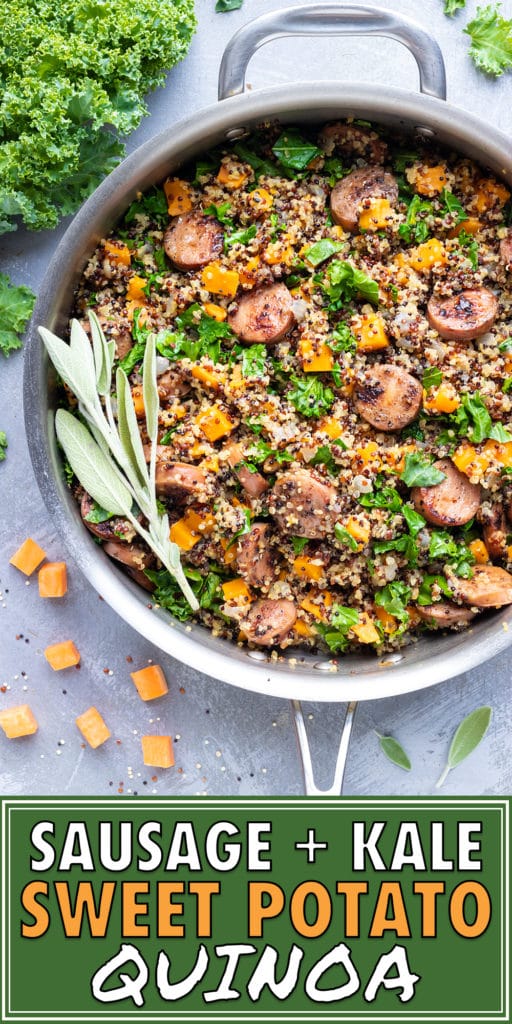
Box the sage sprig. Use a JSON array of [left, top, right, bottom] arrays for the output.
[[375, 731, 412, 772], [39, 313, 198, 610], [435, 706, 492, 788]]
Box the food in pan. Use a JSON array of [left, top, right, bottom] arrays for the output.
[[50, 119, 512, 654]]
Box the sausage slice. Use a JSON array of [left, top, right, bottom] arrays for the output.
[[237, 523, 278, 587], [416, 602, 476, 626], [158, 368, 191, 400], [103, 540, 154, 571], [228, 283, 295, 344], [448, 564, 512, 607], [146, 448, 207, 501], [224, 442, 269, 498], [427, 287, 498, 341], [330, 166, 398, 232], [499, 229, 512, 270], [164, 212, 223, 271], [479, 504, 508, 560], [243, 599, 297, 646], [81, 492, 135, 543], [411, 459, 481, 527], [319, 123, 388, 164], [353, 364, 422, 432], [270, 468, 340, 539]]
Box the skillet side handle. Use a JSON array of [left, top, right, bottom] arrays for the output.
[[291, 699, 358, 796], [218, 3, 447, 102]]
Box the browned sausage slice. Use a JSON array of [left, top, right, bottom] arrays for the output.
[[224, 442, 269, 498], [103, 540, 154, 571], [448, 564, 512, 607], [164, 212, 223, 271], [270, 468, 340, 539], [500, 229, 512, 270], [416, 602, 476, 626], [319, 123, 388, 164], [480, 504, 508, 560], [124, 567, 156, 592], [353, 364, 422, 432], [237, 524, 278, 588], [411, 459, 481, 527], [243, 599, 297, 646], [228, 283, 295, 344], [158, 368, 191, 400], [155, 460, 207, 502], [81, 492, 135, 543], [330, 166, 398, 232], [427, 287, 498, 341]]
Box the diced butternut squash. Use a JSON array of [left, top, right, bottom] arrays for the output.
[[483, 439, 512, 469], [44, 640, 80, 671], [382, 443, 417, 475], [0, 704, 38, 739], [317, 416, 343, 439], [452, 443, 490, 479], [423, 382, 460, 414], [170, 509, 215, 551], [126, 275, 148, 303], [38, 561, 68, 598], [293, 619, 315, 638], [131, 385, 145, 419], [164, 178, 192, 216], [300, 591, 333, 621], [191, 365, 223, 390], [359, 197, 392, 231], [130, 664, 169, 701], [220, 537, 237, 565], [216, 163, 249, 189], [142, 735, 175, 768], [248, 188, 274, 214], [409, 238, 447, 272], [414, 164, 448, 196], [201, 263, 239, 298], [474, 178, 510, 213], [203, 302, 227, 321], [104, 240, 131, 267], [375, 605, 398, 634], [351, 612, 380, 644], [239, 256, 260, 286], [352, 313, 389, 352], [447, 217, 481, 238], [221, 579, 252, 603], [293, 556, 324, 582], [196, 404, 236, 442], [263, 241, 294, 266], [345, 517, 370, 545], [354, 441, 379, 465], [300, 338, 334, 372], [469, 539, 489, 564], [76, 707, 111, 748], [10, 537, 46, 576]]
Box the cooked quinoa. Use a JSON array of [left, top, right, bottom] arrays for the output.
[[70, 118, 512, 655]]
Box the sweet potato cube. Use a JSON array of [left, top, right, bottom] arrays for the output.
[[141, 735, 175, 768], [44, 640, 81, 670], [196, 404, 236, 442], [126, 275, 148, 303], [130, 664, 169, 701], [164, 178, 192, 216], [76, 707, 111, 748], [104, 240, 131, 267], [0, 704, 38, 739], [38, 561, 68, 598], [10, 537, 47, 576]]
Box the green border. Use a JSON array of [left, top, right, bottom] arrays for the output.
[[1, 797, 509, 1023]]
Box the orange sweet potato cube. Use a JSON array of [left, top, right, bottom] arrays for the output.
[[130, 664, 169, 701], [38, 561, 68, 598], [141, 735, 175, 768], [76, 707, 111, 748], [0, 704, 38, 739], [44, 640, 81, 670], [10, 538, 46, 576]]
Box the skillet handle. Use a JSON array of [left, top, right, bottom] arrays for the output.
[[291, 699, 358, 796], [218, 3, 446, 102]]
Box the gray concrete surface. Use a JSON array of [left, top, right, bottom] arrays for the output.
[[1, 0, 511, 797]]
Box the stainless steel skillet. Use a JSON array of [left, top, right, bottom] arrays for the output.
[[24, 5, 512, 792]]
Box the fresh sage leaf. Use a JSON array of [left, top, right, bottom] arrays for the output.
[[116, 368, 149, 490], [89, 310, 115, 395], [436, 706, 492, 788], [375, 732, 412, 771], [39, 326, 94, 407], [55, 409, 132, 517], [142, 333, 159, 442]]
